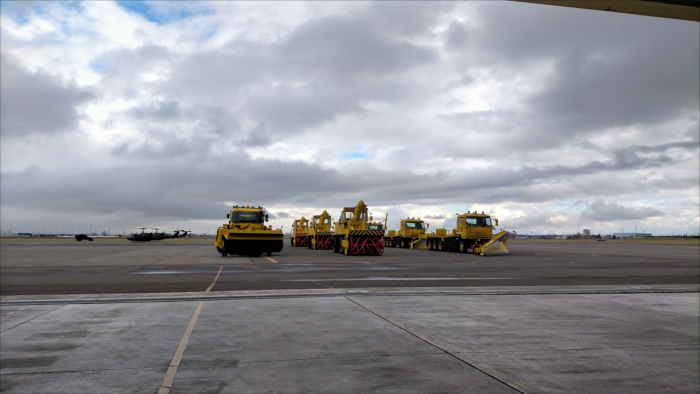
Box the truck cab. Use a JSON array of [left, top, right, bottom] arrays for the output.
[[455, 213, 497, 240], [215, 205, 283, 257], [386, 218, 426, 248]]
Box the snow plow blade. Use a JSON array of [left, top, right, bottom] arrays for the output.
[[410, 238, 428, 250], [475, 231, 511, 256]]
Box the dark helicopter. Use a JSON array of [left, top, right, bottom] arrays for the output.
[[126, 228, 190, 242]]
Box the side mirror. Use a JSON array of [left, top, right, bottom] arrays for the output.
[[495, 219, 499, 226], [227, 213, 230, 218], [265, 214, 269, 222], [427, 223, 430, 228]]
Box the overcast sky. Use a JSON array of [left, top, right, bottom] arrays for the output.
[[1, 1, 698, 236]]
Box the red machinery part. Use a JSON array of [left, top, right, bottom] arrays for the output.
[[315, 235, 333, 250], [347, 235, 384, 256], [295, 236, 308, 247]]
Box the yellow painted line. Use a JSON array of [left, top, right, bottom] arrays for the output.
[[205, 265, 224, 292], [158, 301, 204, 394], [158, 264, 222, 393], [263, 256, 277, 263]]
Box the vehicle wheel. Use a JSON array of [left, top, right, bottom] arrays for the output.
[[437, 240, 443, 251], [266, 251, 272, 256], [222, 252, 228, 257], [458, 240, 466, 253], [333, 238, 340, 253], [427, 240, 433, 250], [473, 244, 480, 255]]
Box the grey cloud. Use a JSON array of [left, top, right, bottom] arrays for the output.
[[582, 200, 665, 221], [462, 2, 699, 146], [277, 16, 437, 79], [269, 211, 291, 219], [128, 100, 181, 120], [0, 136, 691, 233], [242, 123, 271, 147], [424, 214, 446, 219], [363, 1, 456, 37], [246, 83, 362, 135], [507, 211, 578, 234], [115, 104, 241, 159], [444, 20, 470, 50], [155, 14, 439, 144], [0, 56, 94, 138], [93, 45, 172, 78]]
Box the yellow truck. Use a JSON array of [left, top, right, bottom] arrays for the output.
[[215, 205, 283, 257], [385, 217, 427, 248], [332, 200, 384, 255], [425, 211, 510, 255], [290, 217, 309, 247], [306, 210, 333, 250]]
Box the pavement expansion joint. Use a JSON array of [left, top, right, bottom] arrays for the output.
[[1, 286, 698, 306], [179, 352, 447, 368], [458, 343, 700, 354], [0, 305, 65, 333], [345, 296, 526, 394], [0, 366, 166, 376]]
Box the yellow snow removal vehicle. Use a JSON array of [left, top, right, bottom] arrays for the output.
[[291, 217, 309, 247], [307, 210, 333, 250], [425, 211, 510, 255], [332, 200, 385, 255], [385, 217, 427, 249], [215, 205, 283, 257]]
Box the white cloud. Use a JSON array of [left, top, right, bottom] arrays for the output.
[[1, 1, 698, 236]]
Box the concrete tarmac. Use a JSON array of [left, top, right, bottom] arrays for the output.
[[1, 239, 698, 393], [1, 287, 698, 393], [1, 239, 698, 295]]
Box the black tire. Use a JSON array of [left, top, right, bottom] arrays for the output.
[[438, 240, 443, 251], [333, 237, 340, 253], [266, 251, 272, 256], [222, 252, 228, 257], [458, 240, 466, 253], [401, 238, 406, 248]]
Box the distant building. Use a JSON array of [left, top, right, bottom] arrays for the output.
[[17, 233, 32, 237], [614, 232, 652, 239]]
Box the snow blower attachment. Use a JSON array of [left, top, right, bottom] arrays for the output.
[[332, 200, 385, 256], [291, 217, 309, 247], [308, 210, 333, 250]]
